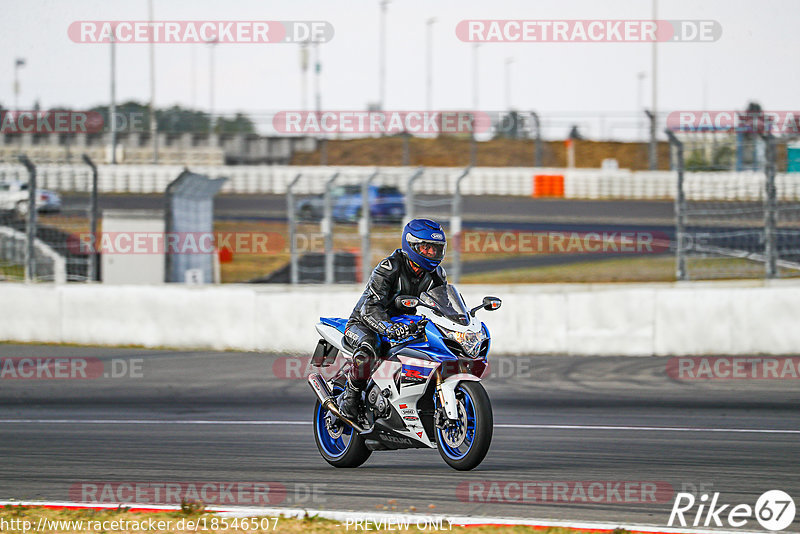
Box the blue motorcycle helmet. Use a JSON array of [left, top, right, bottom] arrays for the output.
[[401, 218, 446, 272]]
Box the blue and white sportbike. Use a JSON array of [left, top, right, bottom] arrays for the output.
[[307, 284, 501, 471]]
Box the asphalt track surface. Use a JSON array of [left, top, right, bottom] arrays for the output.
[[2, 343, 799, 531], [60, 193, 677, 226]]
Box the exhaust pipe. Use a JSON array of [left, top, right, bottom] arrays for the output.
[[307, 373, 365, 432]]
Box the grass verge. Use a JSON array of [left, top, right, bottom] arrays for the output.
[[0, 506, 633, 534], [460, 255, 774, 283]]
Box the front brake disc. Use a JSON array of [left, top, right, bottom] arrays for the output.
[[441, 400, 468, 448]]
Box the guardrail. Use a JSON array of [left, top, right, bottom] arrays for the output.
[[0, 227, 66, 283], [1, 163, 798, 200], [1, 280, 798, 355]]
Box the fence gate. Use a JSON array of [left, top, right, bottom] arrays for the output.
[[0, 154, 98, 282], [668, 129, 800, 280]]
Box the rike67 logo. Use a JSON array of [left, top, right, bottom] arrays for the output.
[[669, 490, 795, 531]]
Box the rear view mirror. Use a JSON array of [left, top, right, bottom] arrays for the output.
[[470, 296, 502, 316], [395, 295, 419, 310], [482, 296, 502, 311]]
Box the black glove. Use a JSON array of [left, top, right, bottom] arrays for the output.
[[385, 322, 412, 340]]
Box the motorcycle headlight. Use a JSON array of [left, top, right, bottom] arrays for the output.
[[443, 327, 486, 358]]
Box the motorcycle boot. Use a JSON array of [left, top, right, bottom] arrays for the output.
[[337, 379, 364, 421], [337, 342, 375, 421]]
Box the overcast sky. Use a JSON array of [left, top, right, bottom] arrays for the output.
[[3, 0, 798, 138]]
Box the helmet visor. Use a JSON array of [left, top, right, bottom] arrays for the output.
[[407, 235, 446, 262]]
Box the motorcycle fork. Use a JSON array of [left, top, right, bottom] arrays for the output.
[[433, 370, 450, 429]]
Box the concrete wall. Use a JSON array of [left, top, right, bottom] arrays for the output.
[[1, 280, 798, 356]]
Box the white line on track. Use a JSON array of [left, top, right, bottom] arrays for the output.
[[1, 419, 798, 434], [0, 419, 307, 425]]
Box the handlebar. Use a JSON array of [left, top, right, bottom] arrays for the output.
[[408, 318, 428, 335], [388, 317, 428, 342]]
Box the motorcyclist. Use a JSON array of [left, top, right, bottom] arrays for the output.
[[337, 218, 447, 420]]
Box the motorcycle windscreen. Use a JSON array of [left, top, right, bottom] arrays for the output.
[[419, 284, 471, 326]]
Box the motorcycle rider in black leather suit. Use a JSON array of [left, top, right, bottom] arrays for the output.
[[338, 218, 448, 420]]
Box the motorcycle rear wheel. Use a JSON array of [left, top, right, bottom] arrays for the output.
[[313, 390, 372, 468]]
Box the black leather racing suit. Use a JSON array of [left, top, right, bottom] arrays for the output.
[[344, 249, 447, 386]]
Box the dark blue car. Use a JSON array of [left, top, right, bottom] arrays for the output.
[[297, 185, 405, 223]]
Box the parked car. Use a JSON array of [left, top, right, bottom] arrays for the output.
[[296, 184, 405, 223], [0, 181, 62, 218]]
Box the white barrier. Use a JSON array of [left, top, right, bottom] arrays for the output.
[[1, 280, 799, 355], [2, 163, 799, 200]]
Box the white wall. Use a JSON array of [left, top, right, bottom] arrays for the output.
[[1, 163, 798, 200], [1, 280, 798, 356]]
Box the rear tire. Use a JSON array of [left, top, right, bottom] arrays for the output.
[[313, 392, 372, 468], [300, 205, 314, 221], [435, 381, 493, 471]]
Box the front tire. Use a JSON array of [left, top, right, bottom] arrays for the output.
[[436, 381, 493, 471], [313, 389, 371, 468]]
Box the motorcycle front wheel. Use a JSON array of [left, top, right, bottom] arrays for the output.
[[312, 387, 372, 468], [435, 381, 493, 471]]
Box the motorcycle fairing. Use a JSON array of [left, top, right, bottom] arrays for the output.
[[368, 351, 438, 448]]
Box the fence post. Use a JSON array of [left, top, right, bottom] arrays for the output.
[[18, 155, 36, 282], [646, 110, 658, 170], [665, 130, 687, 281], [450, 166, 472, 283], [360, 168, 380, 283], [322, 171, 340, 284], [286, 172, 303, 284], [531, 111, 542, 167], [403, 167, 425, 225], [763, 133, 777, 278], [82, 154, 99, 282]]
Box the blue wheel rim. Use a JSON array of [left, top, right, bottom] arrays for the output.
[[436, 386, 477, 460], [315, 387, 354, 458]]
